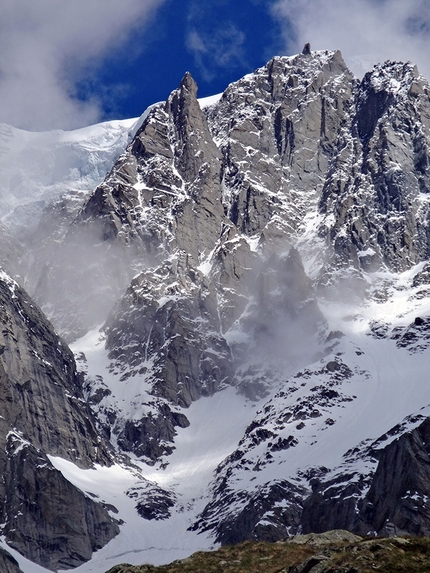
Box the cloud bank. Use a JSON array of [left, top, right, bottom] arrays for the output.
[[0, 0, 165, 131], [272, 0, 430, 81]]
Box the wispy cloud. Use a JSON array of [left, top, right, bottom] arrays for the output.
[[186, 24, 246, 82], [0, 0, 166, 131], [186, 1, 248, 84], [272, 0, 430, 80]]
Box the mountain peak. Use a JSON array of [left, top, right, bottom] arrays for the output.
[[179, 70, 198, 96], [302, 42, 311, 55], [3, 48, 430, 572]]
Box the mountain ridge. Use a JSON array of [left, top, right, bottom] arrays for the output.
[[1, 48, 430, 572]]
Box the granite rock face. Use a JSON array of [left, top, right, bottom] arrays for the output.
[[302, 416, 430, 538], [0, 272, 119, 570], [319, 61, 430, 276], [0, 273, 110, 465], [3, 441, 119, 571]]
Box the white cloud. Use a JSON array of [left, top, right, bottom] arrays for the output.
[[186, 24, 247, 82], [186, 0, 248, 84], [0, 0, 166, 131], [272, 0, 430, 80]]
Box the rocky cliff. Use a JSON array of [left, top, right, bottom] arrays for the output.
[[2, 47, 430, 572], [0, 271, 120, 570]]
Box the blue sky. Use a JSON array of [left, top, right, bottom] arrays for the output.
[[78, 0, 286, 123], [1, 0, 429, 131]]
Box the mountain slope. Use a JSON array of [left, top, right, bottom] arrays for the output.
[[2, 48, 430, 573], [0, 119, 136, 240], [0, 271, 119, 570]]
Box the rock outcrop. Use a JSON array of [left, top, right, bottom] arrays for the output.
[[0, 271, 119, 570], [0, 548, 24, 573]]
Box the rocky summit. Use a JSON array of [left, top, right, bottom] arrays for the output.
[[0, 48, 430, 572]]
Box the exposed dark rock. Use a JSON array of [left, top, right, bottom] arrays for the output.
[[301, 471, 372, 535], [197, 413, 430, 546], [3, 442, 119, 571], [390, 316, 430, 352], [190, 480, 307, 545], [288, 554, 329, 573], [0, 272, 118, 569], [302, 43, 311, 55], [300, 416, 430, 539], [412, 262, 430, 287], [127, 482, 176, 521], [361, 417, 430, 536], [116, 403, 190, 462], [0, 547, 24, 573], [0, 274, 111, 466]]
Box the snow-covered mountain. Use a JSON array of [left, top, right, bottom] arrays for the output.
[[0, 118, 137, 237], [1, 47, 430, 573]]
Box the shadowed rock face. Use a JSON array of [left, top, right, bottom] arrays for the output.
[[3, 442, 119, 571], [363, 418, 430, 536], [301, 417, 430, 538], [0, 548, 23, 573], [100, 243, 324, 459], [0, 273, 119, 570], [0, 274, 110, 466]]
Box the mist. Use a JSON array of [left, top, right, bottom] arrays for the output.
[[272, 0, 430, 81], [226, 246, 329, 401], [0, 0, 166, 131]]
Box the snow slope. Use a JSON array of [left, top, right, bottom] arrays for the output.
[[0, 116, 143, 240]]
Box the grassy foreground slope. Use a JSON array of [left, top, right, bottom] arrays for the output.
[[106, 530, 430, 573]]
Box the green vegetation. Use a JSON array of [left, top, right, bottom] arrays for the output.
[[106, 531, 430, 573]]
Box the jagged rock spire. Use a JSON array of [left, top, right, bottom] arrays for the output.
[[302, 42, 311, 55], [179, 70, 198, 95]]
